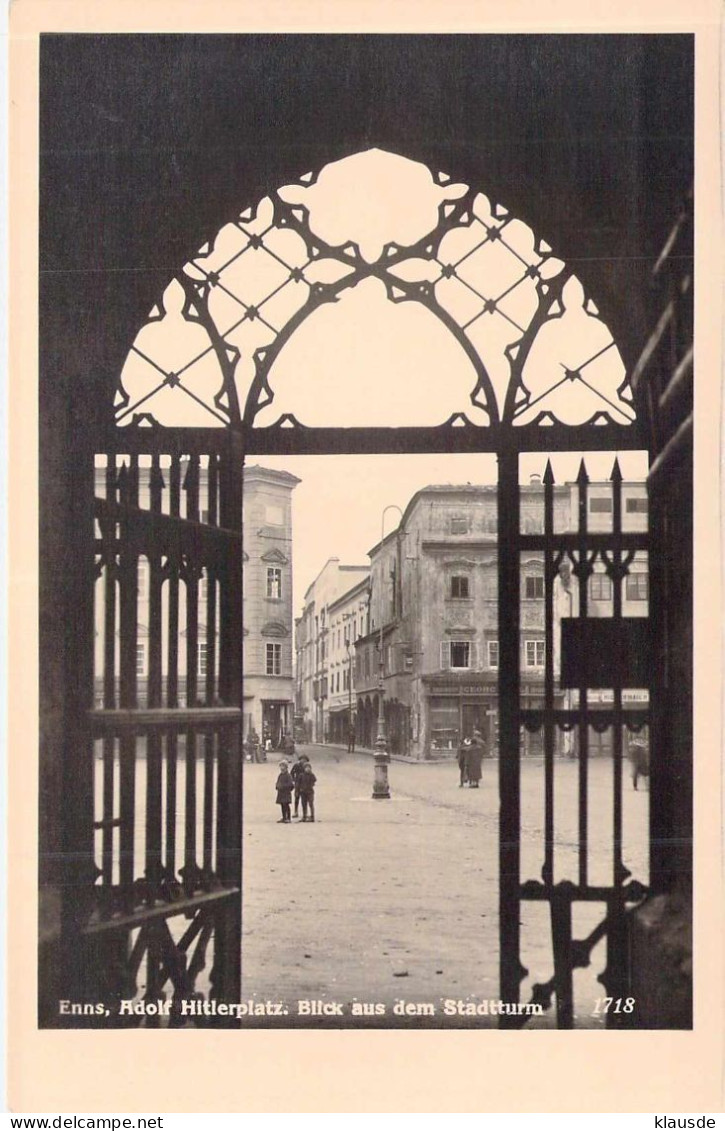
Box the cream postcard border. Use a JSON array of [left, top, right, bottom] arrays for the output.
[[8, 1, 724, 1113]]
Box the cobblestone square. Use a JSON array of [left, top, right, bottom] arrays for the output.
[[240, 744, 648, 1028]]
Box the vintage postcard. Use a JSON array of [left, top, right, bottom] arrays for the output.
[[8, 0, 724, 1113]]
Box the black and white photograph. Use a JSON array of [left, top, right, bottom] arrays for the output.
[[29, 26, 701, 1051]]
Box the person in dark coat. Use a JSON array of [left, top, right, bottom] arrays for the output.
[[457, 738, 471, 787], [465, 729, 485, 787], [299, 762, 317, 822], [275, 760, 294, 823], [290, 752, 309, 818], [282, 732, 296, 758]]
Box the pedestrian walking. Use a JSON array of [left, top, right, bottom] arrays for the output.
[[275, 760, 293, 823], [628, 736, 650, 791], [282, 732, 296, 758], [347, 722, 356, 753], [465, 729, 486, 788], [290, 751, 308, 818], [299, 761, 317, 822], [457, 737, 471, 787]]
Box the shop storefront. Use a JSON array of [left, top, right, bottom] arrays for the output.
[[261, 699, 294, 749], [423, 676, 498, 757]]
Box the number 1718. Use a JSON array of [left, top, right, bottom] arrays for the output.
[[592, 997, 635, 1015]]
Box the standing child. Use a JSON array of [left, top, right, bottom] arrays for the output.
[[275, 760, 293, 823], [290, 752, 308, 819], [299, 761, 317, 823]]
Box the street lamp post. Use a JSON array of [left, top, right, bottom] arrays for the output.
[[372, 504, 404, 799]]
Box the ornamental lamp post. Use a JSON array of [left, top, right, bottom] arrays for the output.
[[372, 504, 404, 799]]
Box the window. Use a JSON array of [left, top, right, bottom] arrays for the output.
[[198, 642, 207, 678], [626, 497, 648, 514], [450, 575, 470, 599], [590, 497, 612, 513], [590, 574, 613, 600], [626, 573, 649, 601], [450, 641, 471, 669], [524, 576, 544, 599], [136, 643, 146, 677], [450, 516, 470, 535], [488, 640, 499, 668], [525, 640, 545, 667], [265, 504, 284, 526], [266, 643, 282, 675], [266, 567, 282, 599]]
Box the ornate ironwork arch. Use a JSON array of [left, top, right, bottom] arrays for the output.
[[115, 148, 639, 446]]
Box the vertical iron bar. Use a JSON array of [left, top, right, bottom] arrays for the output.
[[165, 454, 181, 881], [647, 466, 669, 890], [576, 460, 590, 890], [212, 431, 244, 1007], [543, 460, 555, 888], [183, 450, 200, 876], [145, 455, 164, 900], [184, 563, 199, 876], [550, 890, 574, 1028], [101, 457, 117, 887], [611, 459, 624, 885], [203, 727, 214, 874], [118, 457, 139, 909], [498, 446, 523, 1023], [604, 458, 629, 1021]]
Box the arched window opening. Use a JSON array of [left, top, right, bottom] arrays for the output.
[[116, 149, 635, 434]]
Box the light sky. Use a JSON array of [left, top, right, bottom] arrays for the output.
[[253, 450, 648, 619]]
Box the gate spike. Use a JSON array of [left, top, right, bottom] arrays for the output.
[[575, 458, 589, 486], [543, 459, 555, 486], [183, 454, 199, 491], [150, 461, 166, 494], [610, 456, 623, 483]]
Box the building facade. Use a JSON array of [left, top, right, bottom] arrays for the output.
[[295, 559, 370, 743], [240, 465, 301, 747], [354, 477, 648, 759]]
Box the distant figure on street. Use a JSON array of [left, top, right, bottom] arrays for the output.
[[248, 727, 261, 763], [290, 752, 309, 818], [458, 737, 471, 787], [282, 732, 296, 758], [629, 737, 650, 791], [347, 723, 356, 753], [275, 760, 293, 823], [465, 729, 486, 788], [299, 761, 317, 822]]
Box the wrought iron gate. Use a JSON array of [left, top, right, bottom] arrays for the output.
[[498, 449, 649, 1028], [66, 146, 657, 1028], [75, 429, 244, 1024]]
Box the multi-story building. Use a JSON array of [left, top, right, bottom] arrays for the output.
[[240, 465, 301, 747], [326, 575, 371, 744], [93, 460, 301, 750], [294, 559, 370, 743], [354, 476, 648, 759]]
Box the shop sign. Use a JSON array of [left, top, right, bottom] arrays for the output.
[[588, 689, 650, 705], [428, 680, 496, 696]]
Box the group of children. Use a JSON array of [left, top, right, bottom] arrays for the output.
[[275, 752, 317, 823]]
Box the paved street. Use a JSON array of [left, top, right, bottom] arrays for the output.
[[241, 744, 649, 1028]]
